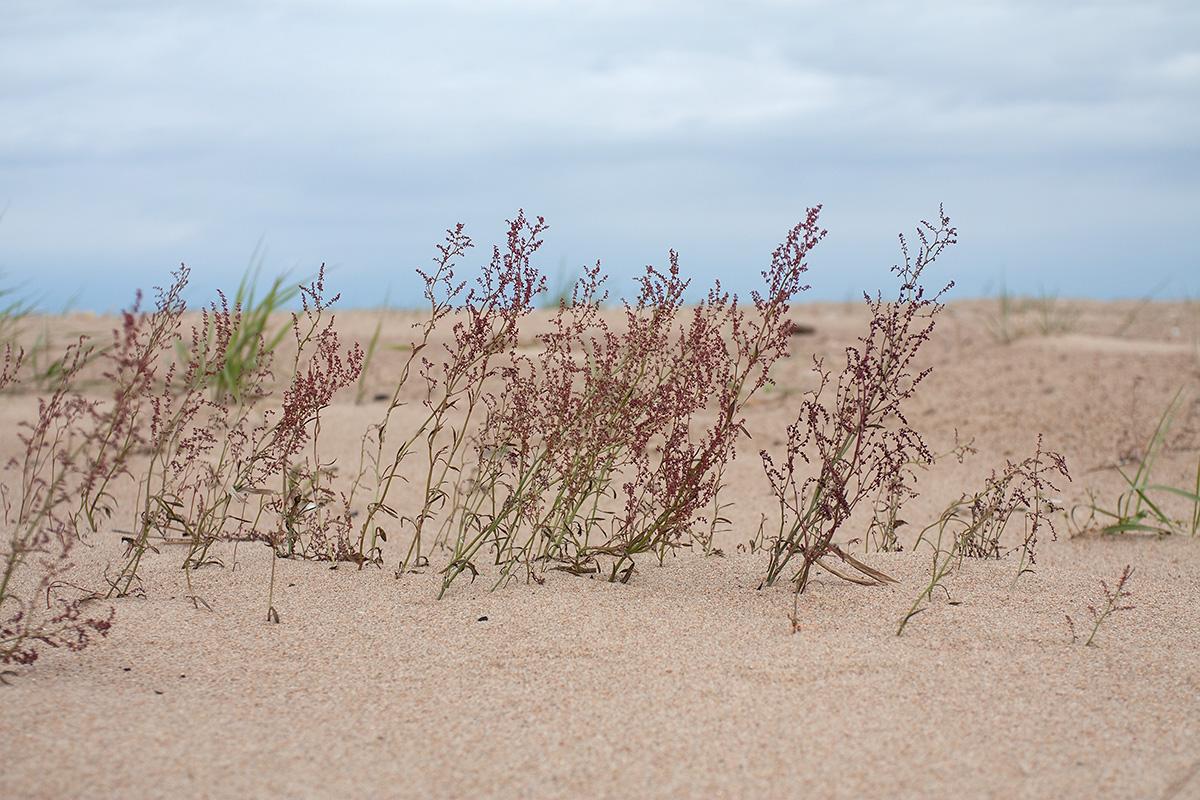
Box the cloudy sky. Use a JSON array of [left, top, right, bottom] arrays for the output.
[[2, 0, 1197, 312]]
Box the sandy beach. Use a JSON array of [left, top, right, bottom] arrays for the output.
[[2, 297, 1199, 799]]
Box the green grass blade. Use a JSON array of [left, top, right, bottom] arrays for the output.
[[1145, 484, 1200, 503]]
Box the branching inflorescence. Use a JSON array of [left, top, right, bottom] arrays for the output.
[[760, 207, 957, 594], [2, 341, 114, 666], [899, 436, 1071, 634]]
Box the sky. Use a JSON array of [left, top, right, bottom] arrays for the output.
[[2, 0, 1198, 312]]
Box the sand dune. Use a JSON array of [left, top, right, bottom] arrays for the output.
[[2, 298, 1199, 799]]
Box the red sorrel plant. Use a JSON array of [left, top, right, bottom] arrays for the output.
[[104, 267, 244, 598], [1066, 564, 1135, 646], [349, 212, 546, 574], [78, 270, 192, 537], [149, 284, 276, 565], [912, 434, 1069, 580], [761, 207, 957, 594], [109, 265, 362, 607], [442, 257, 711, 589], [438, 208, 826, 594], [864, 435, 976, 553], [5, 270, 212, 657], [1, 343, 114, 667], [899, 437, 1070, 634], [259, 267, 363, 564]]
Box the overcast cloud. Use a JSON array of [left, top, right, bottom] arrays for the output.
[[2, 0, 1197, 310]]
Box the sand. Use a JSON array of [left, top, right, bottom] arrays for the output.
[[2, 297, 1199, 799]]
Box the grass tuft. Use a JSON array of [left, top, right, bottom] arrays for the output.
[[1073, 388, 1200, 537]]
